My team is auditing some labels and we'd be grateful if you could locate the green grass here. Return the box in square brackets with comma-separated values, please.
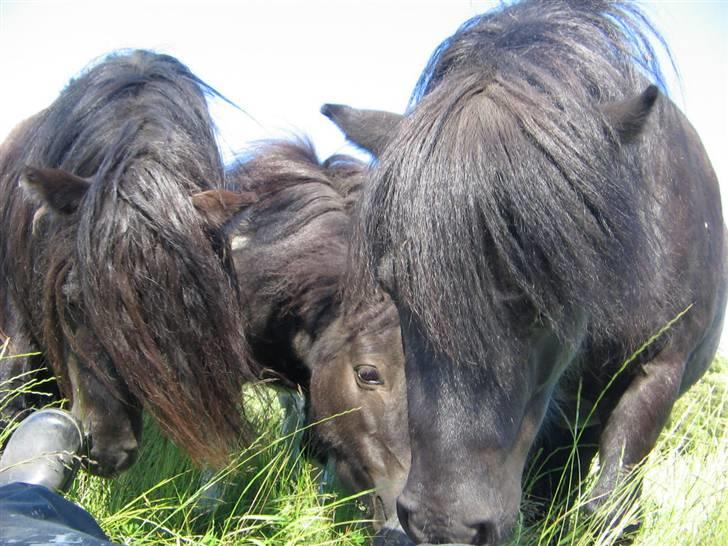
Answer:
[1, 340, 727, 545]
[66, 387, 373, 545]
[511, 355, 728, 546]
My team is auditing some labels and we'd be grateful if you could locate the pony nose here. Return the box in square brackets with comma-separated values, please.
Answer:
[86, 439, 139, 477]
[396, 494, 497, 546]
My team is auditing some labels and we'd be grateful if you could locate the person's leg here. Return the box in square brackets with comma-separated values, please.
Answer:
[0, 482, 117, 545]
[0, 408, 83, 491]
[0, 408, 118, 545]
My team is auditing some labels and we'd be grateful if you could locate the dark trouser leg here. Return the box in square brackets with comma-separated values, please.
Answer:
[0, 482, 118, 545]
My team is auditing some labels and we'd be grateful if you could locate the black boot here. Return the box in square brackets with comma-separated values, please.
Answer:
[0, 408, 84, 492]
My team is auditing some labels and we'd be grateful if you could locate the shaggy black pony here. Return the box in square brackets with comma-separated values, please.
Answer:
[0, 50, 257, 476]
[226, 140, 408, 529]
[325, 1, 726, 544]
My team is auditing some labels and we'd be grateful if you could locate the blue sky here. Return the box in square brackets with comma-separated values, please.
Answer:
[1, 0, 726, 346]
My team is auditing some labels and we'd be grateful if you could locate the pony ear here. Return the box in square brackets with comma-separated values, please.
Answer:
[321, 103, 403, 157]
[601, 85, 659, 142]
[192, 189, 257, 230]
[20, 166, 91, 214]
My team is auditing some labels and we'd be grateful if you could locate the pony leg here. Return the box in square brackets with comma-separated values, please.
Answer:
[588, 356, 685, 514]
[1, 344, 36, 422]
[528, 422, 600, 519]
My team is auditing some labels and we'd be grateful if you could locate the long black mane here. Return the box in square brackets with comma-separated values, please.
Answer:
[354, 0, 676, 365]
[0, 50, 254, 465]
[227, 139, 368, 380]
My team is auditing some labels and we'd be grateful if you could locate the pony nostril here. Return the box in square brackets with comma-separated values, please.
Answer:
[120, 446, 139, 471]
[395, 497, 414, 541]
[472, 520, 496, 546]
[373, 495, 387, 526]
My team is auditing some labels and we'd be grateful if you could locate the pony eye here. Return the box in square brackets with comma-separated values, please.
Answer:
[355, 365, 383, 386]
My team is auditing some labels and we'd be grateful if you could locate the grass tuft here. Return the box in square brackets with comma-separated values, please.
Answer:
[62, 385, 372, 545]
[1, 347, 726, 544]
[513, 356, 728, 546]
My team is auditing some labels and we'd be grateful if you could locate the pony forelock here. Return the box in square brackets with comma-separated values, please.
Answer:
[353, 0, 675, 366]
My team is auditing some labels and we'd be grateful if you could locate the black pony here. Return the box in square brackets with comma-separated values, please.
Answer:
[0, 51, 257, 476]
[226, 140, 408, 529]
[326, 1, 726, 544]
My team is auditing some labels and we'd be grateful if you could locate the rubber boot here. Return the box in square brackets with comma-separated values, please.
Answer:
[0, 408, 84, 492]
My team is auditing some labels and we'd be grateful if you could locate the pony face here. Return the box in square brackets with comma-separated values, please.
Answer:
[393, 302, 591, 544]
[17, 166, 143, 475]
[62, 331, 144, 476]
[226, 139, 414, 534]
[306, 307, 408, 530]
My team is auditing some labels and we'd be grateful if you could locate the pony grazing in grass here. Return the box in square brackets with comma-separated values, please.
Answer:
[0, 50, 258, 477]
[226, 140, 408, 530]
[325, 1, 727, 544]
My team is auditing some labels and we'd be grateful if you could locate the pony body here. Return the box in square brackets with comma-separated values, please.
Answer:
[331, 1, 725, 543]
[0, 50, 257, 475]
[227, 140, 408, 528]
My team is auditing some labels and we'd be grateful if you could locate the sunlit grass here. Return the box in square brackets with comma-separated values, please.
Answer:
[1, 345, 726, 545]
[65, 387, 372, 545]
[512, 356, 728, 546]
[0, 340, 61, 446]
